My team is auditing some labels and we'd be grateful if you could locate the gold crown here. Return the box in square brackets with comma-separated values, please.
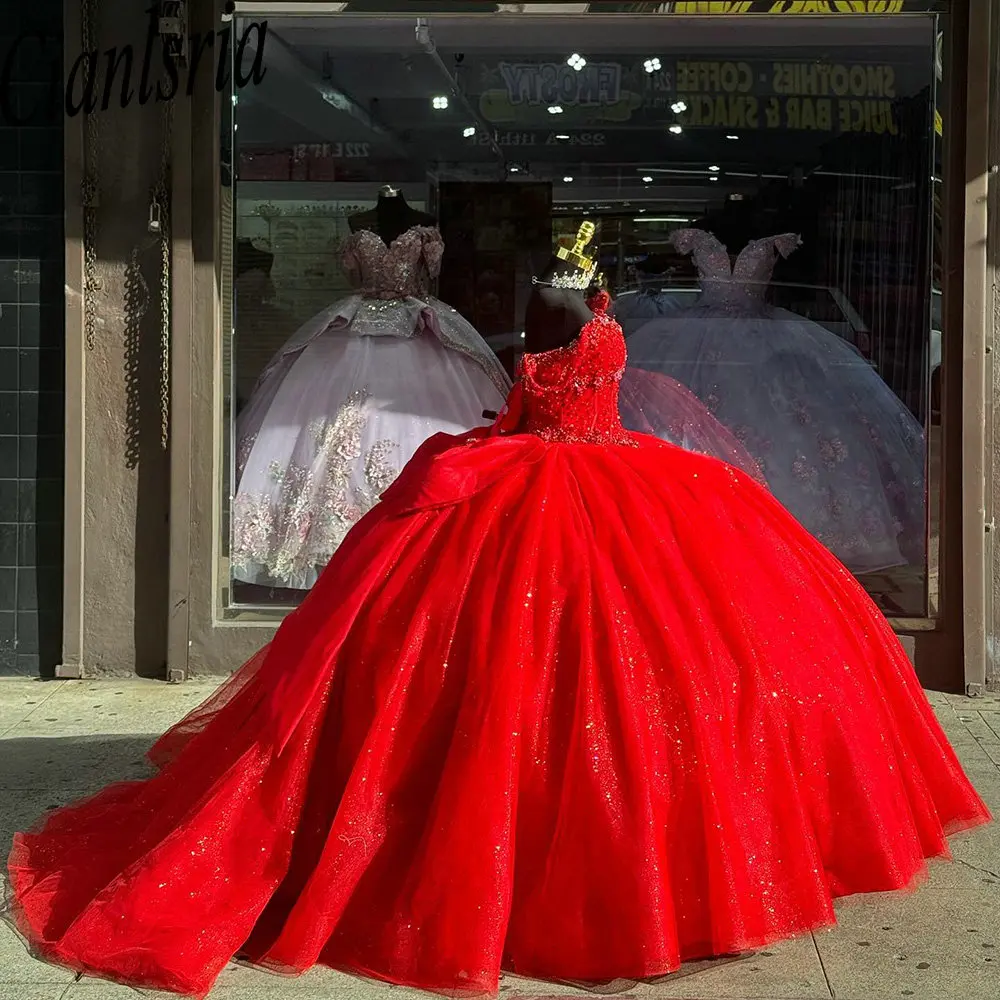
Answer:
[556, 220, 596, 274]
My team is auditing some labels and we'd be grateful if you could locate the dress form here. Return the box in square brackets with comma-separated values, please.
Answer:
[523, 271, 593, 355]
[348, 185, 436, 245]
[523, 221, 599, 354]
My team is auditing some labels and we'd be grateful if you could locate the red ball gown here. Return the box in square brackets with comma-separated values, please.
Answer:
[5, 305, 991, 998]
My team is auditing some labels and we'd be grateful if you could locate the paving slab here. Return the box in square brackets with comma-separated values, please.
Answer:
[0, 680, 66, 738]
[1, 680, 997, 1000]
[0, 922, 75, 985]
[0, 733, 156, 792]
[0, 987, 66, 1000]
[629, 937, 830, 999]
[814, 887, 1000, 1000]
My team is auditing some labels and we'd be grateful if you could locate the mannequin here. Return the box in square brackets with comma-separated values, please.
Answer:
[348, 185, 436, 245]
[523, 221, 598, 355]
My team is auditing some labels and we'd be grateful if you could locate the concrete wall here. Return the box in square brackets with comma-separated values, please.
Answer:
[66, 0, 173, 677]
[987, 0, 1000, 693]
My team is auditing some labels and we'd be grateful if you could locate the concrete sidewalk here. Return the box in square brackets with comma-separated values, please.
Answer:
[0, 677, 997, 1000]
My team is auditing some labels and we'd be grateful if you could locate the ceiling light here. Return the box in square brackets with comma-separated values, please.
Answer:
[710, 176, 719, 182]
[509, 165, 520, 173]
[668, 124, 683, 135]
[463, 126, 476, 138]
[643, 57, 661, 74]
[670, 100, 687, 114]
[567, 53, 586, 71]
[726, 134, 739, 140]
[432, 95, 449, 110]
[633, 216, 692, 224]
[548, 105, 564, 115]
[555, 133, 570, 140]
[563, 175, 574, 183]
[708, 165, 720, 172]
[641, 175, 653, 183]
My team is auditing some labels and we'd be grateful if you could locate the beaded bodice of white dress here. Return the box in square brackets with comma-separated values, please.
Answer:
[671, 228, 802, 311]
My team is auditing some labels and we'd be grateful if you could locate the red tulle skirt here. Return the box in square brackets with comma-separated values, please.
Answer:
[6, 430, 990, 998]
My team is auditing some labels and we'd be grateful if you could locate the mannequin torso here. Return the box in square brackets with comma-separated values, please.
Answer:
[349, 188, 436, 245]
[523, 256, 594, 355]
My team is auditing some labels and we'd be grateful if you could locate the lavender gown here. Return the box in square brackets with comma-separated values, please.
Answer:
[627, 229, 926, 575]
[232, 226, 510, 590]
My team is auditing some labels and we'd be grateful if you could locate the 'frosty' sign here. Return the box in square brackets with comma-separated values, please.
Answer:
[498, 61, 622, 107]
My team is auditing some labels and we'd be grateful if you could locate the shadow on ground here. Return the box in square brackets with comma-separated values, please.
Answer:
[0, 735, 158, 856]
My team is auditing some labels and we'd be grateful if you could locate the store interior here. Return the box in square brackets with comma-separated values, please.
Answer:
[222, 11, 942, 620]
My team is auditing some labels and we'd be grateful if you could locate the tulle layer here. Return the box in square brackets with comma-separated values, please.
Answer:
[626, 310, 926, 574]
[618, 367, 765, 482]
[233, 332, 506, 589]
[258, 293, 511, 397]
[7, 433, 990, 998]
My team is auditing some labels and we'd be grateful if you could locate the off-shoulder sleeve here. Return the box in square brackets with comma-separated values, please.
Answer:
[669, 228, 700, 256]
[771, 233, 802, 259]
[669, 227, 726, 258]
[420, 227, 445, 279]
[338, 233, 362, 287]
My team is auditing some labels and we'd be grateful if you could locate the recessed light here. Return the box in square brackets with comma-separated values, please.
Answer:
[555, 133, 570, 140]
[463, 126, 476, 138]
[710, 176, 719, 182]
[509, 165, 520, 173]
[708, 165, 720, 172]
[548, 105, 564, 115]
[642, 175, 653, 183]
[643, 57, 661, 74]
[432, 95, 449, 110]
[726, 134, 739, 140]
[668, 125, 683, 135]
[670, 100, 687, 114]
[567, 53, 586, 71]
[563, 175, 574, 183]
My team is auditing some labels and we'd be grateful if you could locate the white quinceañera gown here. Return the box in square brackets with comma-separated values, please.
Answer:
[232, 225, 511, 590]
[626, 228, 926, 574]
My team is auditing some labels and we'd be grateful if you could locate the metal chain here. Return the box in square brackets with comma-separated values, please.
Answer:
[155, 96, 174, 450]
[81, 0, 100, 351]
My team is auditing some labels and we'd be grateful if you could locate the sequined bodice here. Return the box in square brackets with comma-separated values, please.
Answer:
[516, 311, 632, 445]
[340, 225, 445, 300]
[671, 228, 801, 309]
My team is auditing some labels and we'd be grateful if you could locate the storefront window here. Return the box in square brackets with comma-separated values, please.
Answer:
[220, 5, 945, 622]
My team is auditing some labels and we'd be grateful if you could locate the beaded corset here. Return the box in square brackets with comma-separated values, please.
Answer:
[515, 311, 632, 446]
[670, 228, 802, 310]
[340, 226, 445, 300]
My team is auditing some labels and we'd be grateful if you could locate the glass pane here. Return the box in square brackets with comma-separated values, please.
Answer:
[223, 9, 938, 618]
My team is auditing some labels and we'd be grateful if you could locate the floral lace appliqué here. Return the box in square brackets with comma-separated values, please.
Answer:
[232, 388, 400, 589]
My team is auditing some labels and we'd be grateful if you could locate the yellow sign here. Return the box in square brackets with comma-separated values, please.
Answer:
[675, 60, 902, 134]
[671, 1, 906, 11]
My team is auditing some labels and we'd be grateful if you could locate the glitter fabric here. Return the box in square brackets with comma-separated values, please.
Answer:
[232, 389, 400, 590]
[583, 288, 766, 482]
[5, 308, 991, 998]
[263, 227, 510, 396]
[626, 228, 926, 575]
[518, 311, 633, 445]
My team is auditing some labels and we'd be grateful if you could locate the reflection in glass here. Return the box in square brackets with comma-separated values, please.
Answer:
[221, 10, 940, 618]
